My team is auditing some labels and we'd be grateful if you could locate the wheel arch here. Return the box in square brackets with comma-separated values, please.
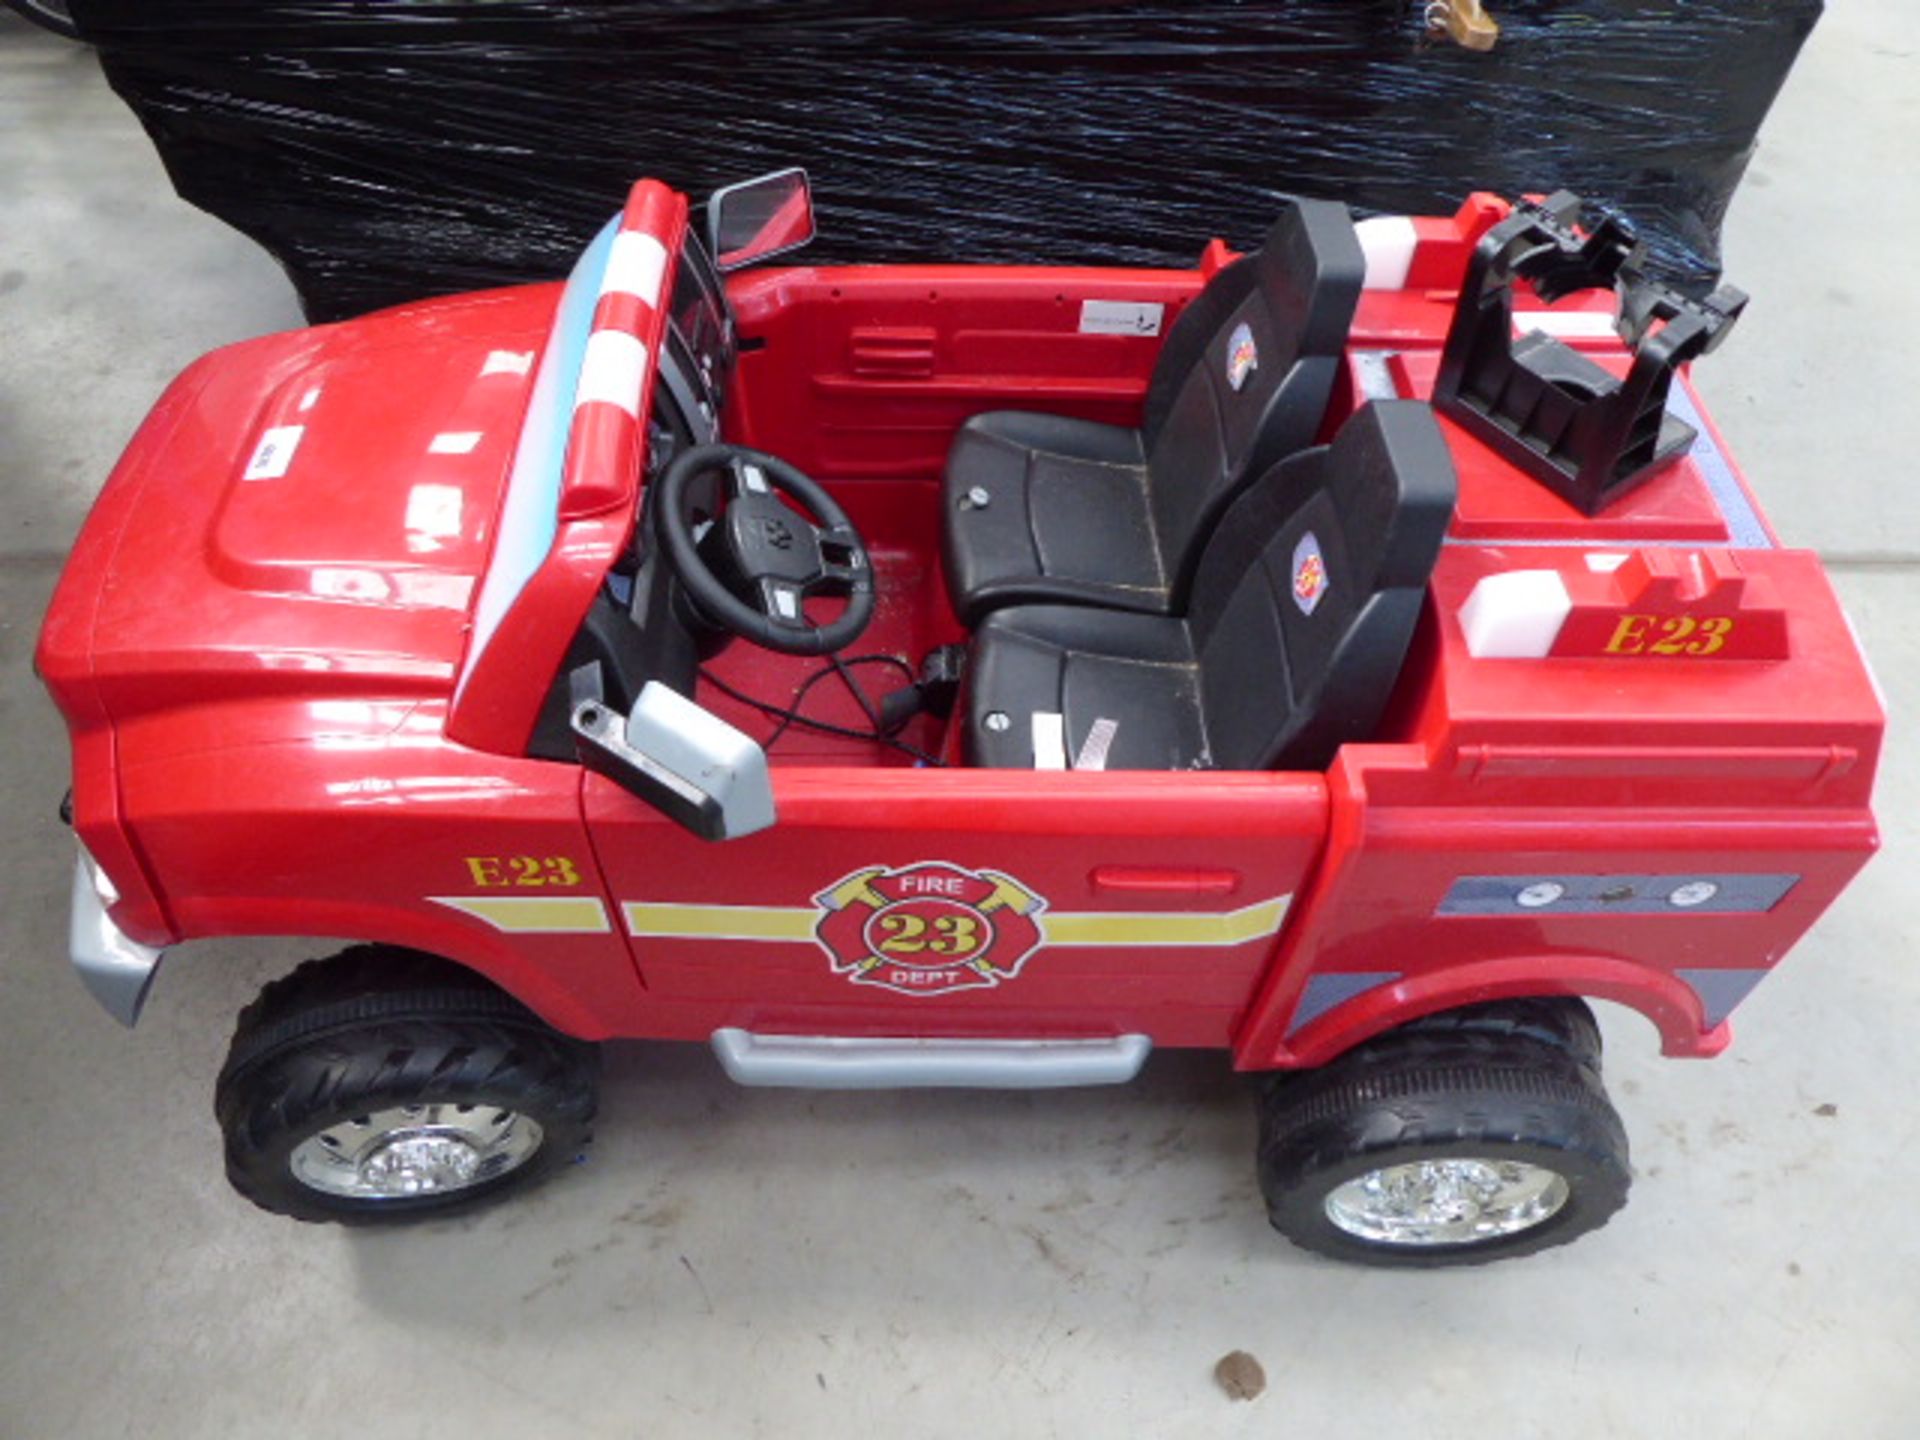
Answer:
[1243, 953, 1726, 1070]
[157, 902, 637, 1041]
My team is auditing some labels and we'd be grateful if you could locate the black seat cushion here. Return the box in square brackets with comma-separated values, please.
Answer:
[966, 604, 1209, 770]
[939, 412, 1163, 616]
[964, 400, 1457, 772]
[943, 198, 1366, 627]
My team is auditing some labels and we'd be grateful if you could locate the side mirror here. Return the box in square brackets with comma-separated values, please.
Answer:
[573, 684, 776, 841]
[707, 168, 815, 273]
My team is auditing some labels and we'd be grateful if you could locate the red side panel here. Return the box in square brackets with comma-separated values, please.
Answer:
[116, 700, 645, 1039]
[584, 768, 1329, 1048]
[1233, 546, 1882, 1068]
[724, 264, 1205, 480]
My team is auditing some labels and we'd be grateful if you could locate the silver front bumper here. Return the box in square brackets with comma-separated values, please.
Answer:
[69, 849, 165, 1026]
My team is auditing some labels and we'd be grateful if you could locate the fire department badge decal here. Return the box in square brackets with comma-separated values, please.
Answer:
[1292, 531, 1328, 615]
[1226, 322, 1259, 391]
[812, 863, 1049, 997]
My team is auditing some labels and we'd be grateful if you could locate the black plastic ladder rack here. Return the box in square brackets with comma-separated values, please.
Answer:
[1433, 191, 1747, 516]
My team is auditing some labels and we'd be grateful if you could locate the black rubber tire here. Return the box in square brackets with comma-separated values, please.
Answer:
[1257, 998, 1630, 1267]
[3, 0, 81, 39]
[214, 947, 600, 1224]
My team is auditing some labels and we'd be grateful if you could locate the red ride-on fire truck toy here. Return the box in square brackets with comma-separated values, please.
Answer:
[38, 173, 1881, 1264]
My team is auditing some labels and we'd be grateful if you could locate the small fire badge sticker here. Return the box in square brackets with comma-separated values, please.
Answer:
[813, 863, 1048, 997]
[1226, 321, 1259, 391]
[1292, 531, 1328, 615]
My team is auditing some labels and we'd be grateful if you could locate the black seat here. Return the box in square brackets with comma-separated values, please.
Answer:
[965, 401, 1456, 772]
[941, 199, 1367, 627]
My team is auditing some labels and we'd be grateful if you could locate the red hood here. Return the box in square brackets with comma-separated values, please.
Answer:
[40, 283, 563, 733]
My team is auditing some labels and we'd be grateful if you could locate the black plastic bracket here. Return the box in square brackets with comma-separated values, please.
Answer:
[876, 642, 967, 733]
[1432, 191, 1747, 515]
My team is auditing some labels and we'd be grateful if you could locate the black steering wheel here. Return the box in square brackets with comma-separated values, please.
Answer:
[655, 443, 875, 656]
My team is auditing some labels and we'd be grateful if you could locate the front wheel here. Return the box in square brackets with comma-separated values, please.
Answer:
[1257, 998, 1631, 1266]
[214, 947, 600, 1223]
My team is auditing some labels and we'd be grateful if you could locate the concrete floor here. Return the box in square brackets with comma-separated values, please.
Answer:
[1, 10, 1915, 1437]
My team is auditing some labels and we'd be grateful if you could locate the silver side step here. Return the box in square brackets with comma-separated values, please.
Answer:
[710, 1029, 1152, 1090]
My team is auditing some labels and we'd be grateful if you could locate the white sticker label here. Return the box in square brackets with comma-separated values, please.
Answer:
[1074, 717, 1119, 772]
[480, 349, 536, 377]
[1031, 711, 1068, 771]
[242, 425, 305, 480]
[1079, 300, 1164, 337]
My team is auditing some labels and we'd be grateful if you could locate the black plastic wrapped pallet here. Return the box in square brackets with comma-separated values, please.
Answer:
[69, 0, 1821, 323]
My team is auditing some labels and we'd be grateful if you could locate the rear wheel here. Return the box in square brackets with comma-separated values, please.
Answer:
[214, 947, 600, 1223]
[1256, 998, 1630, 1266]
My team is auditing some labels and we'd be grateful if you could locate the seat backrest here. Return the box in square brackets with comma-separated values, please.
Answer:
[1140, 199, 1366, 603]
[1185, 399, 1457, 771]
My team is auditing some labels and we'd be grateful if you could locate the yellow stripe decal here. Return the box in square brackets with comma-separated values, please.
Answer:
[624, 903, 817, 942]
[621, 895, 1289, 948]
[1043, 896, 1291, 948]
[430, 896, 612, 934]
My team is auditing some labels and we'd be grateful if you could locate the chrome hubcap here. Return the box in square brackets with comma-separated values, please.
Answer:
[289, 1103, 545, 1200]
[1325, 1158, 1571, 1246]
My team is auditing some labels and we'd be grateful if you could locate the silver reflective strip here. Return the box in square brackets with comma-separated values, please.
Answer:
[710, 1029, 1152, 1089]
[1352, 349, 1402, 400]
[1665, 383, 1773, 550]
[1286, 971, 1402, 1036]
[1676, 967, 1771, 1028]
[1437, 873, 1799, 917]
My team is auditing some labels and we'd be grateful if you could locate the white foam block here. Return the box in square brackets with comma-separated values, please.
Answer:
[1458, 569, 1574, 658]
[1355, 215, 1418, 291]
